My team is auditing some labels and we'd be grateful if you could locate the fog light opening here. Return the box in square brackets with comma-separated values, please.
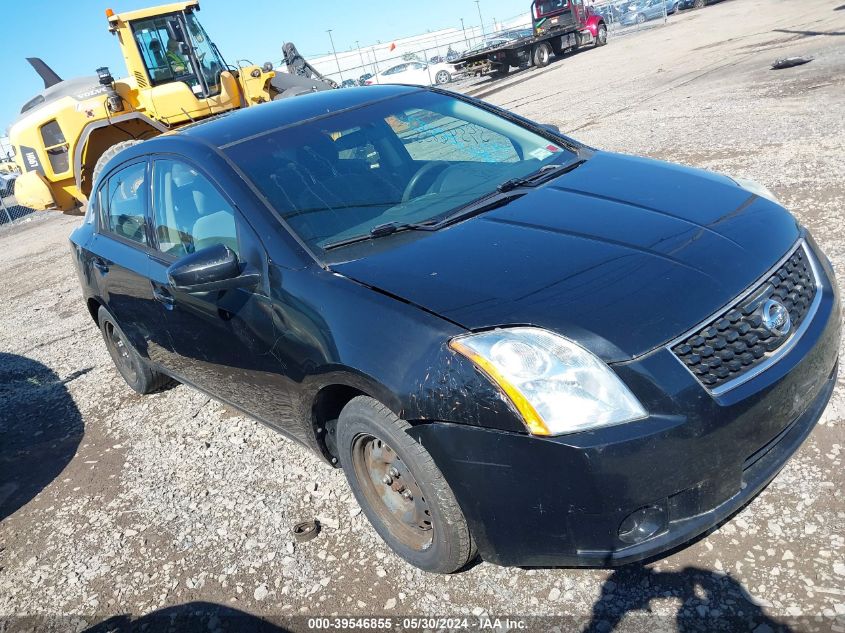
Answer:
[618, 505, 667, 545]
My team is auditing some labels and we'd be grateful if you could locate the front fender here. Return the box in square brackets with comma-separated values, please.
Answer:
[584, 15, 604, 37]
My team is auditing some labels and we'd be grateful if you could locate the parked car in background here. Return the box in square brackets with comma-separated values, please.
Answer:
[620, 0, 672, 25]
[358, 72, 374, 85]
[70, 85, 840, 573]
[364, 61, 456, 86]
[341, 79, 358, 88]
[678, 0, 723, 8]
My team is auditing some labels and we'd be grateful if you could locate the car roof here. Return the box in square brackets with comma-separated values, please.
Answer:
[179, 84, 424, 149]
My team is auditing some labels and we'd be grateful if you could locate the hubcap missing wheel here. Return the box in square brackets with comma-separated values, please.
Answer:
[352, 435, 433, 551]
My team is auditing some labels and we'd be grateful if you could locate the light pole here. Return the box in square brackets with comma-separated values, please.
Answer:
[355, 40, 366, 78]
[460, 18, 468, 46]
[475, 0, 485, 38]
[327, 29, 344, 83]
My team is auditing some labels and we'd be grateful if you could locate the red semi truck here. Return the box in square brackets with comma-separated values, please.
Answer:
[458, 0, 607, 77]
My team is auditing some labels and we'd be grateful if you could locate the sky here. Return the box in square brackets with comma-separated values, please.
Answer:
[3, 0, 528, 134]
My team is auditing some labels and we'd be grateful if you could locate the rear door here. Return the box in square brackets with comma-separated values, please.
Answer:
[145, 157, 283, 420]
[87, 159, 165, 362]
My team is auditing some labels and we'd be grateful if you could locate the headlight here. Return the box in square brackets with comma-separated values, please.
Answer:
[730, 176, 779, 204]
[449, 327, 647, 436]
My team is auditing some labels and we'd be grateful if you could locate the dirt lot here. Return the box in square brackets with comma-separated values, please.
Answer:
[1, 1, 844, 631]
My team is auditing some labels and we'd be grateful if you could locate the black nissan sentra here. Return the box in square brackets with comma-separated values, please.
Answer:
[70, 85, 840, 573]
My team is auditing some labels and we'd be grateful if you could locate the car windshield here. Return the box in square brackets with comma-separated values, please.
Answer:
[225, 91, 579, 254]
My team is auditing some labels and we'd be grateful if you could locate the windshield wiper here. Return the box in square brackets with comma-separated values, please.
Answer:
[436, 159, 587, 228]
[499, 159, 586, 191]
[324, 221, 437, 251]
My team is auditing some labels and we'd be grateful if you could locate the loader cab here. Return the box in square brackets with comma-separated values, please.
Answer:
[131, 10, 225, 98]
[109, 1, 240, 125]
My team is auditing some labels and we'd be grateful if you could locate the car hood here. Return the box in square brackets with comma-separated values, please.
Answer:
[332, 152, 800, 362]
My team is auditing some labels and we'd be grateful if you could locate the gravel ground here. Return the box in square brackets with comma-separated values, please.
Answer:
[1, 1, 844, 631]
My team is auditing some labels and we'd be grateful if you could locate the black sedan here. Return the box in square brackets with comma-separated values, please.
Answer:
[70, 85, 840, 573]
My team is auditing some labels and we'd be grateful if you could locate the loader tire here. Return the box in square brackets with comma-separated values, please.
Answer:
[91, 140, 143, 189]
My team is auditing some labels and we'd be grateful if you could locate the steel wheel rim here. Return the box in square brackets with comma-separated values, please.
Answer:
[106, 322, 137, 384]
[351, 434, 433, 551]
[436, 71, 450, 84]
[599, 26, 607, 44]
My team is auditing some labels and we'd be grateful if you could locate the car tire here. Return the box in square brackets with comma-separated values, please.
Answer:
[694, 0, 705, 7]
[98, 306, 173, 395]
[91, 140, 143, 190]
[636, 12, 646, 24]
[595, 23, 608, 47]
[337, 396, 476, 573]
[532, 42, 552, 68]
[434, 70, 452, 85]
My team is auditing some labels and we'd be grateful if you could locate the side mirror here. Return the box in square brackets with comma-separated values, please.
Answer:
[540, 123, 561, 135]
[167, 244, 259, 292]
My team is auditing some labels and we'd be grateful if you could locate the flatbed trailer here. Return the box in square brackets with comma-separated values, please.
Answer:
[457, 0, 607, 78]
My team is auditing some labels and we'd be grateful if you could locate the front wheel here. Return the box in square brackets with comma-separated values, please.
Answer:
[595, 24, 608, 47]
[636, 12, 646, 24]
[434, 70, 452, 85]
[337, 396, 476, 573]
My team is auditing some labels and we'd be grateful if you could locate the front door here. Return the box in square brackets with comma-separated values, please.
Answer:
[145, 157, 288, 423]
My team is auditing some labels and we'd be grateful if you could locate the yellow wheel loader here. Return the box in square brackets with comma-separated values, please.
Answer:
[8, 1, 336, 211]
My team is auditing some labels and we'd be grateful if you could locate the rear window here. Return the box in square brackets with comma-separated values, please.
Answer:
[536, 0, 570, 17]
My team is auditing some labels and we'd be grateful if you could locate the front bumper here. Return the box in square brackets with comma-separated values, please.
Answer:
[409, 241, 840, 567]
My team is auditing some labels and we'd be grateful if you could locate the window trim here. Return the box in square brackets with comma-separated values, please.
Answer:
[148, 153, 243, 264]
[95, 157, 156, 253]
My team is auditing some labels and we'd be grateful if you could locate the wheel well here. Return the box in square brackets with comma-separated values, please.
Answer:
[79, 119, 162, 196]
[86, 297, 102, 325]
[311, 384, 368, 464]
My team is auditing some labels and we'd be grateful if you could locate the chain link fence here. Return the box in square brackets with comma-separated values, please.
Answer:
[592, 0, 678, 36]
[0, 178, 36, 227]
[295, 1, 681, 91]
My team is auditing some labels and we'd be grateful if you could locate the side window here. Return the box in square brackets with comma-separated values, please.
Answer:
[104, 162, 149, 245]
[152, 159, 238, 258]
[40, 120, 69, 174]
[387, 108, 520, 163]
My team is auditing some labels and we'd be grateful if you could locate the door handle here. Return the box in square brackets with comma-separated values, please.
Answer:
[93, 258, 109, 274]
[152, 285, 175, 309]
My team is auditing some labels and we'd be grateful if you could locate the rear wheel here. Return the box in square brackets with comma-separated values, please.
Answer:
[434, 70, 452, 85]
[91, 140, 142, 190]
[98, 306, 172, 395]
[491, 64, 510, 78]
[337, 396, 476, 573]
[532, 42, 553, 68]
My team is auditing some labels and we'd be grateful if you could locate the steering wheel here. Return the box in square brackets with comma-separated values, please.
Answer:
[402, 161, 449, 203]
